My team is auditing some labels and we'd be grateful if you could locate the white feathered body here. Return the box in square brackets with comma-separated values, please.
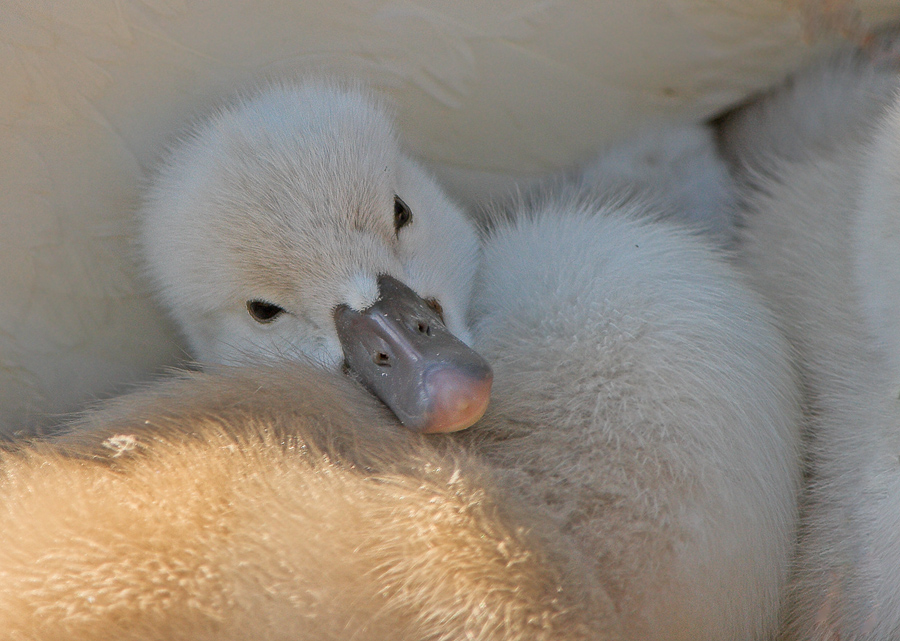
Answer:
[470, 192, 800, 640]
[722, 44, 900, 640]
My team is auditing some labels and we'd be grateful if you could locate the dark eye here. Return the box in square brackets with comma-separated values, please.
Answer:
[247, 300, 285, 324]
[394, 195, 412, 233]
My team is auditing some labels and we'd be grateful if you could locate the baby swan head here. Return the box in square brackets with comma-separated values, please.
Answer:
[140, 81, 490, 432]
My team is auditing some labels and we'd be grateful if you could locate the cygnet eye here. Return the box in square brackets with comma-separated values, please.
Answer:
[394, 195, 412, 233]
[247, 300, 285, 324]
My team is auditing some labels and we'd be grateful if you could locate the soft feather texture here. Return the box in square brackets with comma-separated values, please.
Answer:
[720, 39, 900, 641]
[1, 365, 602, 641]
[0, 206, 802, 641]
[0, 83, 803, 640]
[580, 124, 739, 245]
[471, 191, 800, 641]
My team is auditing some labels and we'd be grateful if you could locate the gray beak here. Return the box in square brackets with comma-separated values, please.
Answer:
[334, 275, 492, 433]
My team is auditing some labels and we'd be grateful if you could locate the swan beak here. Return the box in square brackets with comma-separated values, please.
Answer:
[334, 275, 492, 433]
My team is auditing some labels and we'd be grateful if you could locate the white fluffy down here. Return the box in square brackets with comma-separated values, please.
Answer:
[472, 192, 801, 640]
[721, 39, 900, 641]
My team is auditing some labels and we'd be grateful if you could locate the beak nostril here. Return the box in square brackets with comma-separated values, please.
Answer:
[417, 321, 431, 336]
[374, 352, 392, 367]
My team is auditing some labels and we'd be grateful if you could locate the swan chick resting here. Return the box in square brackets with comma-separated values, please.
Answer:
[0, 82, 801, 640]
[139, 82, 491, 433]
[719, 39, 900, 641]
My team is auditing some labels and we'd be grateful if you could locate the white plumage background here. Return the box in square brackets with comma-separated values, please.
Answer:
[2, 0, 899, 432]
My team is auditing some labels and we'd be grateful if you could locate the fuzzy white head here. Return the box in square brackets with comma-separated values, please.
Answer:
[140, 82, 479, 370]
